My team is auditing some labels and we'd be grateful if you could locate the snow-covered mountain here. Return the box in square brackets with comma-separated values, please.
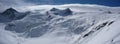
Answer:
[0, 8, 29, 22]
[48, 8, 72, 16]
[0, 4, 120, 44]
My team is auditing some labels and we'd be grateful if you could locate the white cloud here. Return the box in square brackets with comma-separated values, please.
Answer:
[0, 0, 35, 12]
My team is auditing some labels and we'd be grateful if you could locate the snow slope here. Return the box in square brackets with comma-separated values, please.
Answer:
[85, 18, 120, 44]
[0, 4, 120, 44]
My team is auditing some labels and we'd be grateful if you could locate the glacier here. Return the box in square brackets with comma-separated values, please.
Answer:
[0, 4, 120, 44]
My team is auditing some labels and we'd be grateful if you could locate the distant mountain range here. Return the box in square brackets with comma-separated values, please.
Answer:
[0, 4, 120, 44]
[0, 8, 29, 22]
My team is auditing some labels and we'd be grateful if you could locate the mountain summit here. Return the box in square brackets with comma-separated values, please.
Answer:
[0, 8, 28, 22]
[50, 8, 59, 11]
[2, 8, 19, 15]
[49, 8, 73, 16]
[63, 8, 72, 15]
[1, 8, 19, 19]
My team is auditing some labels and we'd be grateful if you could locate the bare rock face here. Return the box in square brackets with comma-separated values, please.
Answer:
[50, 8, 59, 11]
[0, 8, 28, 22]
[1, 8, 19, 19]
[48, 8, 73, 16]
[62, 8, 73, 15]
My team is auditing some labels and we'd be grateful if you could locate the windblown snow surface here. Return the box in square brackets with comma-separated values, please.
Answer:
[0, 4, 120, 44]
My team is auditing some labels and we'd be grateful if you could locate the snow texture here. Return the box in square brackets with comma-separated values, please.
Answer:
[0, 4, 120, 44]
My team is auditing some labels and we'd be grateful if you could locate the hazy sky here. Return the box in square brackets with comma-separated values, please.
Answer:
[0, 0, 120, 6]
[26, 0, 120, 6]
[0, 0, 120, 12]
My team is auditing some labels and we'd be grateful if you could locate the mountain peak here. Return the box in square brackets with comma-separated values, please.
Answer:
[2, 8, 18, 14]
[65, 8, 71, 10]
[50, 8, 59, 11]
[1, 8, 20, 20]
[63, 8, 72, 15]
[48, 8, 73, 16]
[64, 8, 72, 12]
[7, 8, 16, 11]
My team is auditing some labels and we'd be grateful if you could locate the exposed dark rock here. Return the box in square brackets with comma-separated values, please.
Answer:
[107, 11, 112, 14]
[50, 8, 59, 11]
[83, 31, 94, 38]
[1, 8, 18, 19]
[108, 21, 114, 26]
[62, 8, 72, 15]
[2, 8, 18, 14]
[0, 8, 29, 22]
[95, 22, 108, 30]
[49, 8, 73, 16]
